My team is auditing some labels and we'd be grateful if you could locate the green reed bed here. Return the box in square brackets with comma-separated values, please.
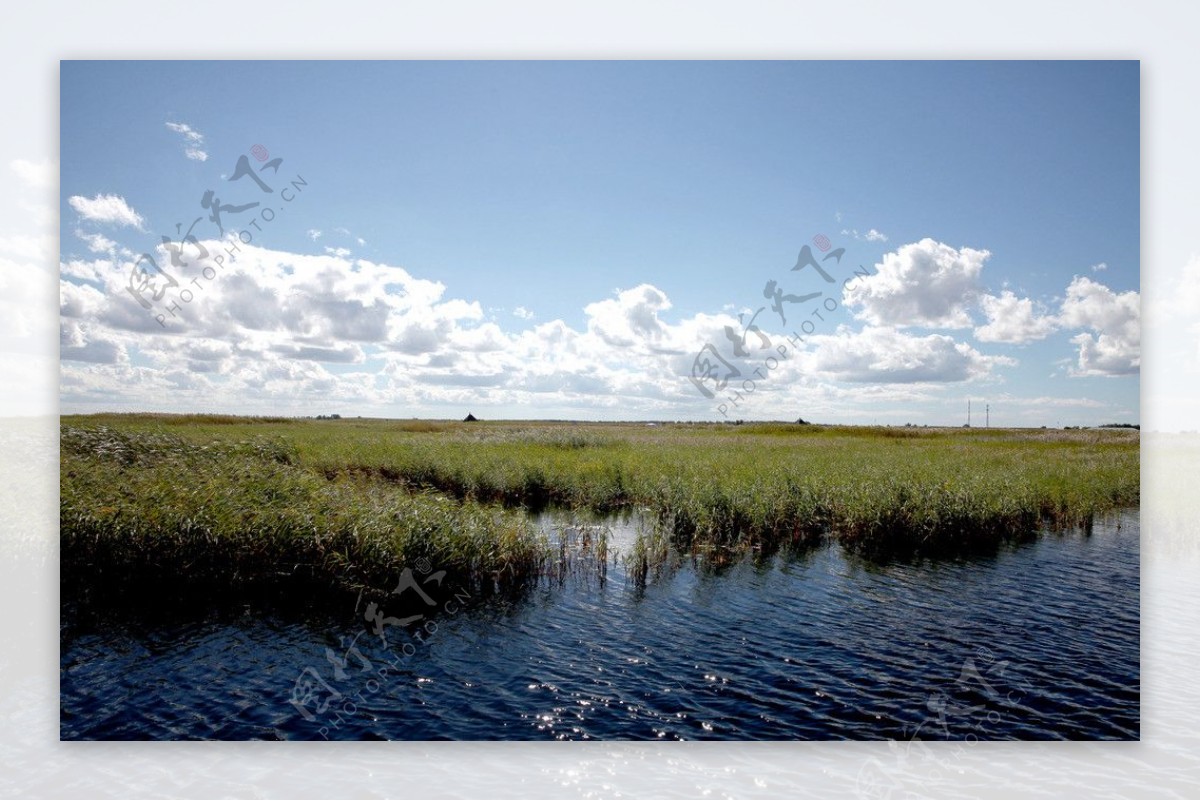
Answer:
[61, 415, 1140, 595]
[289, 420, 1136, 554]
[61, 424, 548, 602]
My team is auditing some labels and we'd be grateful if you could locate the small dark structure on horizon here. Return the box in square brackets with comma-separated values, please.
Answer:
[796, 417, 811, 425]
[463, 413, 478, 422]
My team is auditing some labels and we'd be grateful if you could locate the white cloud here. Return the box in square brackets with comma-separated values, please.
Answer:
[165, 121, 208, 161]
[60, 241, 735, 417]
[390, 316, 454, 355]
[1067, 332, 1138, 376]
[584, 284, 672, 348]
[1059, 276, 1140, 376]
[308, 229, 323, 241]
[1091, 262, 1108, 272]
[324, 246, 352, 258]
[804, 325, 1012, 383]
[60, 320, 128, 365]
[449, 322, 509, 353]
[1059, 276, 1139, 340]
[839, 227, 889, 243]
[165, 121, 204, 143]
[60, 281, 108, 319]
[974, 291, 1058, 344]
[68, 194, 145, 229]
[271, 343, 365, 364]
[10, 158, 55, 190]
[843, 238, 988, 328]
[992, 394, 1106, 410]
[74, 229, 117, 254]
[59, 236, 1097, 421]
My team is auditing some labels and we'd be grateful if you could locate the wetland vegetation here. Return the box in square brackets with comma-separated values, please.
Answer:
[60, 414, 1139, 602]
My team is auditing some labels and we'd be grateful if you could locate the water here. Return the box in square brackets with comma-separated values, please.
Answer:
[59, 510, 1139, 741]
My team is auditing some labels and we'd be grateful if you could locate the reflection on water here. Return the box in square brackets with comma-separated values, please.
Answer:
[60, 511, 1138, 740]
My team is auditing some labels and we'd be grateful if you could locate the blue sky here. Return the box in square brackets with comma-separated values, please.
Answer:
[58, 60, 1139, 424]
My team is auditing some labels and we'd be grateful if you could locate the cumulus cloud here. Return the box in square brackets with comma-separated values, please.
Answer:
[1059, 276, 1140, 376]
[60, 320, 127, 365]
[584, 284, 673, 348]
[804, 325, 1012, 383]
[271, 343, 365, 363]
[165, 121, 208, 161]
[974, 291, 1058, 344]
[449, 321, 509, 353]
[1068, 332, 1138, 376]
[68, 194, 145, 229]
[62, 233, 1111, 420]
[390, 317, 453, 355]
[843, 238, 988, 328]
[841, 241, 1138, 378]
[60, 240, 741, 417]
[1091, 262, 1108, 272]
[60, 280, 107, 319]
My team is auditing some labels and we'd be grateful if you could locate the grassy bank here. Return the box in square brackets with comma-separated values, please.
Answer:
[61, 415, 1139, 596]
[61, 425, 547, 602]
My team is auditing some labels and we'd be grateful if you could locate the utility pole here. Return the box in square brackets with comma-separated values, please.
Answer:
[986, 404, 990, 428]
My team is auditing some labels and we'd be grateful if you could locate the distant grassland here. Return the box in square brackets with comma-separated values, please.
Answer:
[61, 415, 1139, 598]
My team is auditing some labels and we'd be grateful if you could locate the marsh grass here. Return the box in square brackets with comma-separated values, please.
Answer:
[60, 417, 1139, 597]
[542, 519, 610, 588]
[624, 521, 676, 588]
[61, 426, 550, 604]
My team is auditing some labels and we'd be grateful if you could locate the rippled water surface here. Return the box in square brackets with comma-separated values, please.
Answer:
[60, 511, 1138, 740]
